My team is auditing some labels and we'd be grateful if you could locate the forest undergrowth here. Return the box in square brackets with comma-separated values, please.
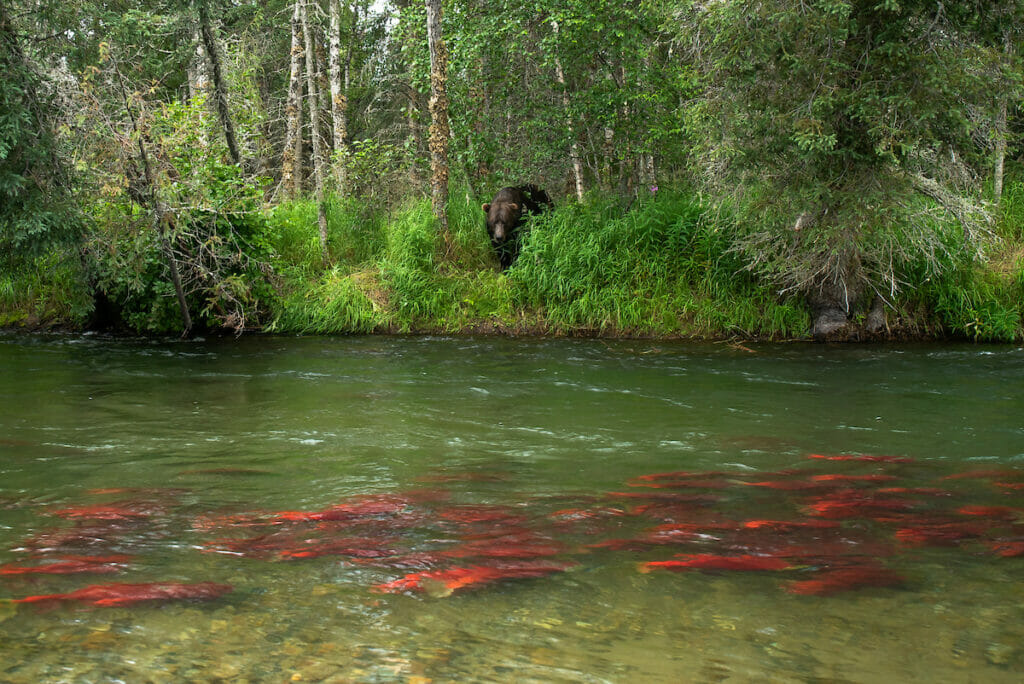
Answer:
[5, 180, 1021, 342]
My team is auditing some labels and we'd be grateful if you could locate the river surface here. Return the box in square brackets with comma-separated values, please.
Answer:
[0, 333, 1022, 683]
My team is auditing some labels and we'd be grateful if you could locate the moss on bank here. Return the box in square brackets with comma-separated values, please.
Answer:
[3, 185, 1024, 341]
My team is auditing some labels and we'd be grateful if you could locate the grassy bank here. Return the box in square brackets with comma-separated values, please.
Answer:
[3, 184, 1024, 341]
[266, 189, 810, 338]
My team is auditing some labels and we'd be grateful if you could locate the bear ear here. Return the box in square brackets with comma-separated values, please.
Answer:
[508, 203, 519, 212]
[482, 203, 490, 213]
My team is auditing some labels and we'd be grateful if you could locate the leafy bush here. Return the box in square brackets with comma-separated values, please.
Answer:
[83, 98, 276, 333]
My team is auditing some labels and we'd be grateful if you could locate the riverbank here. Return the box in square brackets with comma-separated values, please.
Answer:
[2, 188, 1022, 342]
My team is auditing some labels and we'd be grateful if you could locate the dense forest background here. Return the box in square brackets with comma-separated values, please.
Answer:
[2, 0, 1024, 340]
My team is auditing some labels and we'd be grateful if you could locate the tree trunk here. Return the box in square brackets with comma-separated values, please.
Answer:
[407, 86, 424, 186]
[551, 20, 584, 201]
[425, 0, 451, 242]
[995, 97, 1007, 205]
[995, 31, 1013, 206]
[301, 0, 329, 259]
[328, 0, 354, 193]
[111, 58, 192, 336]
[188, 28, 210, 148]
[198, 5, 241, 167]
[281, 0, 304, 199]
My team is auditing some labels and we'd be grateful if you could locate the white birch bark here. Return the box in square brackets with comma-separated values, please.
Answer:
[551, 20, 584, 201]
[301, 0, 329, 258]
[281, 1, 305, 199]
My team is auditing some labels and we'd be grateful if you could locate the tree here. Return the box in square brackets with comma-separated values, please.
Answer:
[425, 0, 450, 241]
[549, 18, 583, 201]
[281, 0, 305, 199]
[106, 46, 193, 335]
[301, 0, 329, 258]
[0, 2, 82, 268]
[197, 2, 242, 167]
[438, 0, 686, 200]
[328, 0, 359, 193]
[683, 0, 1021, 338]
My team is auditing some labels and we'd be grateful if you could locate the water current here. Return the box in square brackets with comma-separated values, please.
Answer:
[0, 333, 1022, 682]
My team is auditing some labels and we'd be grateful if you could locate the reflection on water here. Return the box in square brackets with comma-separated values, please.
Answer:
[1, 334, 1023, 682]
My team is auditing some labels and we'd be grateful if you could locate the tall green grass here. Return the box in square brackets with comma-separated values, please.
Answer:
[911, 173, 1024, 341]
[268, 190, 518, 333]
[260, 182, 1024, 341]
[268, 194, 390, 333]
[270, 265, 385, 333]
[268, 194, 387, 274]
[510, 192, 808, 337]
[0, 250, 93, 328]
[267, 187, 811, 337]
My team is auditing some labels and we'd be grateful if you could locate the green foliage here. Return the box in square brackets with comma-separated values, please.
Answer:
[267, 199, 324, 273]
[336, 139, 412, 206]
[270, 265, 384, 334]
[268, 187, 512, 335]
[83, 96, 275, 333]
[511, 191, 808, 337]
[996, 166, 1024, 240]
[0, 250, 92, 327]
[6, 0, 1024, 341]
[443, 0, 689, 195]
[379, 200, 453, 326]
[0, 9, 82, 268]
[269, 194, 386, 273]
[921, 263, 1024, 342]
[684, 0, 1017, 313]
[265, 186, 814, 338]
[444, 187, 499, 270]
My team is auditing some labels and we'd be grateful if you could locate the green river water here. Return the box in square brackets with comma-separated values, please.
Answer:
[0, 333, 1022, 683]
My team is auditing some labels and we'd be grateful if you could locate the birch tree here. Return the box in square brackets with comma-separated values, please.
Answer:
[301, 0, 329, 258]
[425, 0, 450, 240]
[281, 0, 305, 199]
[550, 18, 583, 201]
[328, 0, 356, 193]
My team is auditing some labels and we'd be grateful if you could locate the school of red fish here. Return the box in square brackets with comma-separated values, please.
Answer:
[2, 453, 1021, 606]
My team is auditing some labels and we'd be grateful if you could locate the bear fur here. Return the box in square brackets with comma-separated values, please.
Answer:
[482, 184, 553, 270]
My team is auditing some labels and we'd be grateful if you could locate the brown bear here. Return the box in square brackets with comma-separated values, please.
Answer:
[482, 184, 553, 270]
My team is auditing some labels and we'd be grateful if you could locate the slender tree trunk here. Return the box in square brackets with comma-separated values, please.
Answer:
[328, 0, 355, 193]
[301, 0, 329, 259]
[425, 0, 450, 242]
[188, 28, 210, 148]
[638, 56, 656, 192]
[995, 97, 1007, 205]
[995, 30, 1013, 206]
[342, 5, 356, 186]
[328, 0, 343, 173]
[603, 124, 614, 192]
[551, 20, 584, 201]
[198, 5, 241, 167]
[639, 153, 656, 190]
[281, 1, 304, 199]
[111, 59, 192, 336]
[407, 89, 423, 185]
[617, 64, 634, 198]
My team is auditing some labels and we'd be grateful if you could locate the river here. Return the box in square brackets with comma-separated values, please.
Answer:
[1, 333, 1022, 682]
